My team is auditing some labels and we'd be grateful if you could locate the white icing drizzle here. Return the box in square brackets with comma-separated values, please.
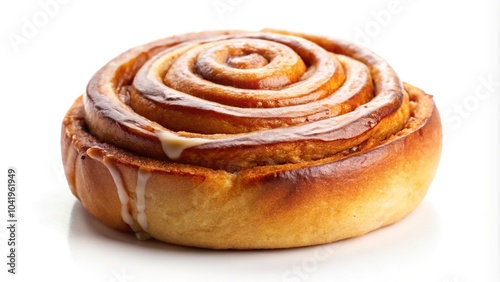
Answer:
[87, 149, 135, 229]
[136, 168, 151, 232]
[87, 148, 149, 240]
[156, 130, 212, 160]
[101, 157, 135, 229]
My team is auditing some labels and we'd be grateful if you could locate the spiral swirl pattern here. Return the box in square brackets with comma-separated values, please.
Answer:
[63, 29, 442, 249]
[84, 30, 410, 172]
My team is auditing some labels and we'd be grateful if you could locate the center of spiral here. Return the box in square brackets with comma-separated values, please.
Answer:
[226, 53, 269, 69]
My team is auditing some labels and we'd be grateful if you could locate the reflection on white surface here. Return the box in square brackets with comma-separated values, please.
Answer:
[67, 200, 441, 282]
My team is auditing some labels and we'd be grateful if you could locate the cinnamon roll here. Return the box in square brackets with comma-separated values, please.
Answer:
[61, 29, 442, 249]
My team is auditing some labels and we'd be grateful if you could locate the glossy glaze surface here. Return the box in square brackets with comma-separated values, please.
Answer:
[84, 30, 409, 171]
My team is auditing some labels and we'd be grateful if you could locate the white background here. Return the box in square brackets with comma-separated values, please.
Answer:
[1, 0, 499, 281]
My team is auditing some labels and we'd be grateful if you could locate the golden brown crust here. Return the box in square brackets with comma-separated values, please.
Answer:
[61, 30, 442, 249]
[83, 30, 408, 172]
[62, 84, 441, 249]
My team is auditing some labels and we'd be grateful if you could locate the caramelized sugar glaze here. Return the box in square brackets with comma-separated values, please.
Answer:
[63, 29, 442, 248]
[84, 30, 410, 172]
